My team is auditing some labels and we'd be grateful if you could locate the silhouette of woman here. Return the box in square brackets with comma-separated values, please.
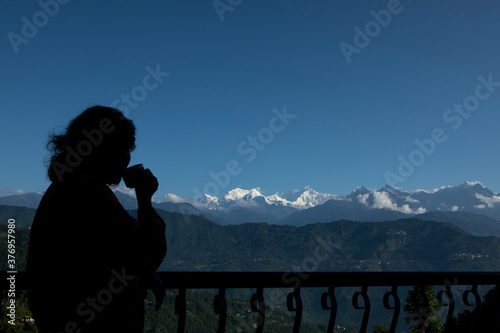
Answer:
[27, 106, 167, 333]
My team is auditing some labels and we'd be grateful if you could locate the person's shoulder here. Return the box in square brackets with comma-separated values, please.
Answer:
[49, 174, 113, 202]
[64, 174, 110, 190]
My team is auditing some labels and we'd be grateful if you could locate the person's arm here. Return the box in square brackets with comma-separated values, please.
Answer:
[90, 171, 166, 274]
[134, 169, 167, 272]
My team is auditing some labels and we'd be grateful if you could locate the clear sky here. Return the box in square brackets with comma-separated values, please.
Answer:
[1, 0, 500, 200]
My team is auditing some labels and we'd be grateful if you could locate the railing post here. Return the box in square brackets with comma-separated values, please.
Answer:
[321, 286, 337, 333]
[287, 287, 303, 333]
[175, 288, 186, 333]
[383, 285, 400, 333]
[352, 285, 370, 333]
[214, 287, 227, 333]
[251, 287, 265, 333]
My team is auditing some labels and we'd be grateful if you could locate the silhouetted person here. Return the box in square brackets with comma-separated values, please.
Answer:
[26, 106, 167, 333]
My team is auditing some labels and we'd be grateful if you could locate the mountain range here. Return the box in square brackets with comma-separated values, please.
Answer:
[2, 181, 500, 235]
[4, 182, 500, 330]
[4, 208, 500, 329]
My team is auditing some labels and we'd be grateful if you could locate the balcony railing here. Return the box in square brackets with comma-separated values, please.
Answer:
[2, 271, 500, 332]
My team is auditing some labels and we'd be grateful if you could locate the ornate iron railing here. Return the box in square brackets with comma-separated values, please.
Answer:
[2, 271, 499, 332]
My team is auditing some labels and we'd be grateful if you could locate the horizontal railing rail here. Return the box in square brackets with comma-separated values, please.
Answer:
[2, 271, 500, 333]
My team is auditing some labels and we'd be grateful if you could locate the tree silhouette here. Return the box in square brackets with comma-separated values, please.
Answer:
[450, 285, 500, 332]
[372, 323, 390, 333]
[403, 285, 444, 333]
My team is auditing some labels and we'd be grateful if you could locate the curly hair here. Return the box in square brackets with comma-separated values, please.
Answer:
[46, 106, 136, 183]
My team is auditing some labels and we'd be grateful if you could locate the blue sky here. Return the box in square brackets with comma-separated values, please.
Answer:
[1, 0, 500, 200]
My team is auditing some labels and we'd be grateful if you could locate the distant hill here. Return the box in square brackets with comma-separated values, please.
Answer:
[176, 181, 500, 224]
[4, 206, 500, 273]
[0, 192, 43, 209]
[3, 208, 500, 330]
[4, 181, 500, 227]
[0, 205, 37, 228]
[415, 210, 500, 237]
[0, 190, 204, 217]
[279, 196, 409, 225]
[281, 203, 500, 238]
[152, 212, 500, 272]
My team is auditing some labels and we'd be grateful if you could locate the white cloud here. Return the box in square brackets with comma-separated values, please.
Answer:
[371, 192, 390, 208]
[413, 207, 427, 214]
[405, 196, 419, 203]
[372, 191, 403, 211]
[371, 191, 426, 214]
[0, 189, 25, 195]
[112, 186, 136, 198]
[475, 193, 500, 208]
[451, 205, 459, 212]
[474, 204, 486, 209]
[409, 186, 451, 194]
[357, 193, 370, 206]
[163, 193, 187, 203]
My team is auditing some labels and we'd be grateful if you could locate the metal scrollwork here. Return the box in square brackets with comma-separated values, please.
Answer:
[321, 287, 338, 333]
[287, 288, 303, 333]
[462, 284, 481, 333]
[383, 285, 400, 333]
[437, 285, 455, 332]
[352, 285, 371, 333]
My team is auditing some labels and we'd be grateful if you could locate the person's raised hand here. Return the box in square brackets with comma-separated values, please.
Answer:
[135, 169, 158, 206]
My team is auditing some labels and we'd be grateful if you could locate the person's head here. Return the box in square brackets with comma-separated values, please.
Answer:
[46, 106, 136, 185]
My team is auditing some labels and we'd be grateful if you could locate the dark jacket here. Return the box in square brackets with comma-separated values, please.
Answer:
[26, 175, 166, 333]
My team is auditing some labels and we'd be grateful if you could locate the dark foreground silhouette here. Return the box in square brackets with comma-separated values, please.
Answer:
[26, 106, 166, 333]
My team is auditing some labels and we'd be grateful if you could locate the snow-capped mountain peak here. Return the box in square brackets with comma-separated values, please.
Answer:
[381, 184, 402, 194]
[459, 181, 491, 194]
[3, 181, 500, 225]
[224, 188, 263, 202]
[464, 181, 484, 187]
[106, 180, 500, 224]
[188, 186, 338, 210]
[199, 193, 219, 205]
